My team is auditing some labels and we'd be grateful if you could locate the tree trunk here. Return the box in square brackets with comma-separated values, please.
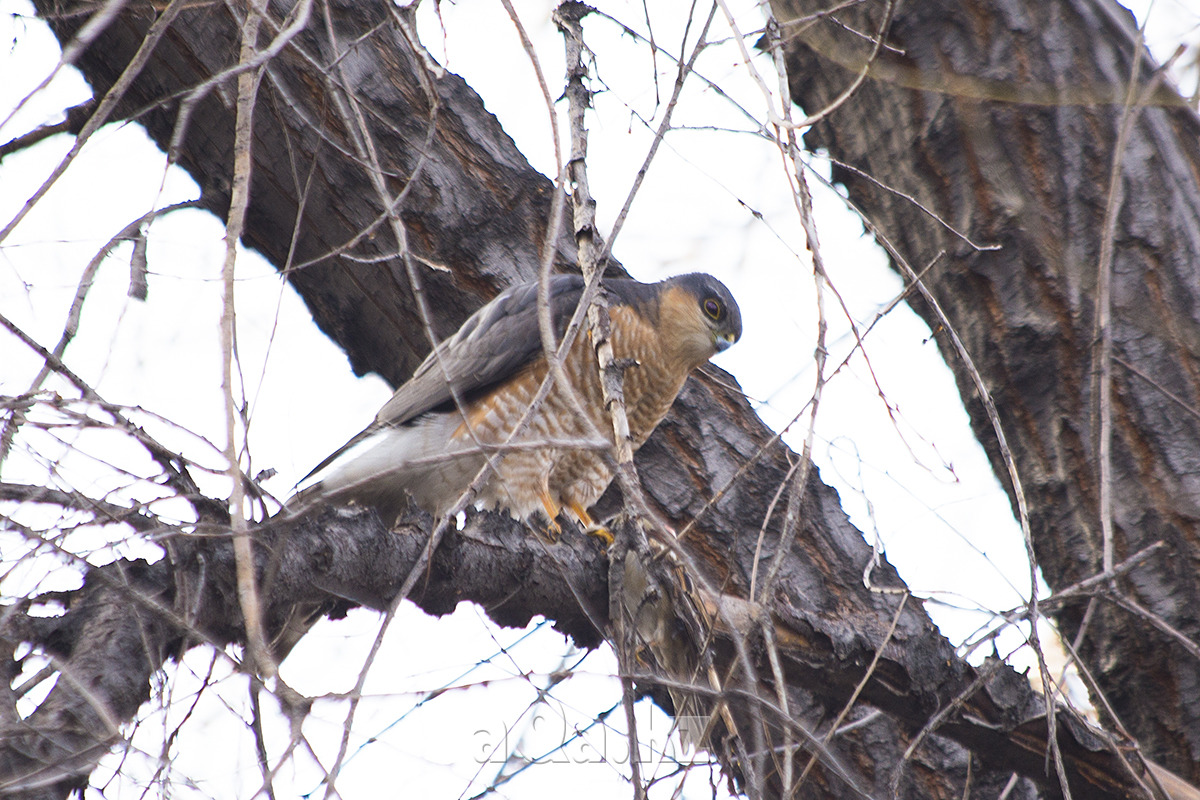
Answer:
[3, 0, 1190, 797]
[772, 0, 1200, 783]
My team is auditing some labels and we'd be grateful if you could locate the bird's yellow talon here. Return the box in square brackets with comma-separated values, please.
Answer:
[565, 500, 612, 545]
[589, 525, 614, 547]
[538, 491, 563, 541]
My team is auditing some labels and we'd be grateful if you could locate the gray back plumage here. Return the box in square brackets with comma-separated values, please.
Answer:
[375, 275, 587, 427]
[300, 275, 586, 483]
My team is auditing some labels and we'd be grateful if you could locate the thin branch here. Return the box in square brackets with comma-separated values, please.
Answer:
[0, 0, 124, 135]
[0, 100, 95, 160]
[1093, 43, 1184, 576]
[221, 0, 272, 679]
[717, 0, 894, 131]
[753, 13, 827, 606]
[162, 0, 313, 168]
[793, 592, 908, 797]
[555, 7, 648, 799]
[0, 481, 159, 533]
[0, 200, 198, 469]
[819, 155, 999, 252]
[0, 0, 189, 246]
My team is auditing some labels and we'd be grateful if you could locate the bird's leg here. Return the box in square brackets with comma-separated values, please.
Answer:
[567, 501, 614, 546]
[538, 491, 562, 540]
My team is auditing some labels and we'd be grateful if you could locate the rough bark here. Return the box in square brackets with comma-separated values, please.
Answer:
[0, 0, 1184, 798]
[770, 0, 1200, 784]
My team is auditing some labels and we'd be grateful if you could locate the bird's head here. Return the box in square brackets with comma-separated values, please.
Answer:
[658, 272, 743, 368]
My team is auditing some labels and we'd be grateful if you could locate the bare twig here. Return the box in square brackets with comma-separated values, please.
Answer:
[221, 0, 272, 679]
[0, 101, 95, 160]
[0, 0, 189, 246]
[162, 0, 313, 168]
[0, 0, 124, 135]
[1054, 618, 1178, 800]
[0, 200, 198, 469]
[0, 481, 158, 533]
[820, 155, 999, 252]
[716, 0, 894, 131]
[1093, 41, 1183, 577]
[0, 313, 219, 513]
[794, 592, 908, 797]
[555, 7, 648, 799]
[752, 11, 826, 606]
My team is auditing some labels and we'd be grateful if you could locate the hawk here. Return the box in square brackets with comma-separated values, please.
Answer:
[293, 273, 742, 538]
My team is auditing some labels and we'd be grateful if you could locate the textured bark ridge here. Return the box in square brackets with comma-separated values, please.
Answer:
[771, 0, 1200, 783]
[2, 1, 1190, 798]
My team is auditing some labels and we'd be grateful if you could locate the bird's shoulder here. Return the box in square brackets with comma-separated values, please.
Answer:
[374, 274, 599, 427]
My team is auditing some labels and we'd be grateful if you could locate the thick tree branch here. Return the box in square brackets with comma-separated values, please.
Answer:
[0, 491, 1154, 799]
[770, 0, 1200, 783]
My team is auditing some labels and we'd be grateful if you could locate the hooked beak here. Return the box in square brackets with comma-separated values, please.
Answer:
[714, 331, 737, 352]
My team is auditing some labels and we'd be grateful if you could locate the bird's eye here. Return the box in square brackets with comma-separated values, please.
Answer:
[703, 298, 722, 320]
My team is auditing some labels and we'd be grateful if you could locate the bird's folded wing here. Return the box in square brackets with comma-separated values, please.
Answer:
[374, 275, 587, 427]
[300, 275, 589, 486]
